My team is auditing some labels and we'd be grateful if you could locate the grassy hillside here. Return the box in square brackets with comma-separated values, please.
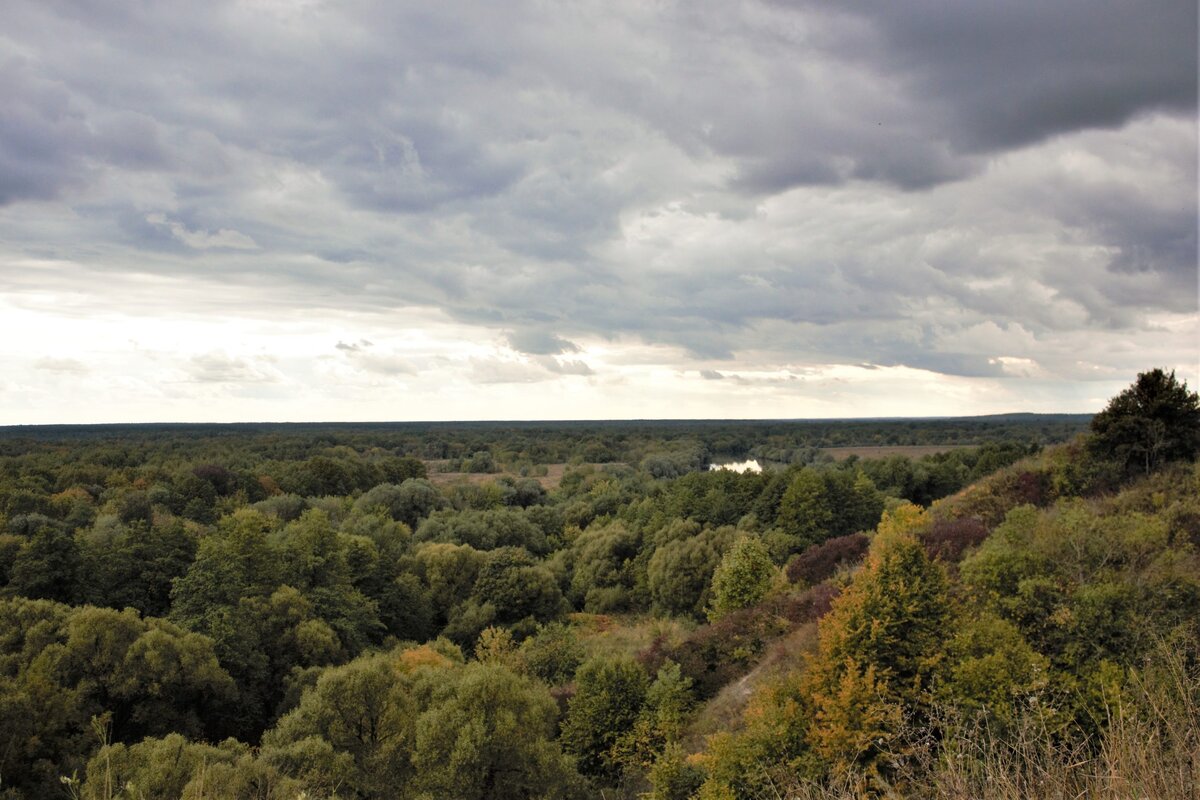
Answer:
[689, 454, 1200, 799]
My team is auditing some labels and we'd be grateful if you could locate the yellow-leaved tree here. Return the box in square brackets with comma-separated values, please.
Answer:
[801, 503, 950, 789]
[696, 503, 951, 798]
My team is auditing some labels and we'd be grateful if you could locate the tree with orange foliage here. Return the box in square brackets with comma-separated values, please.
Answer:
[802, 505, 950, 788]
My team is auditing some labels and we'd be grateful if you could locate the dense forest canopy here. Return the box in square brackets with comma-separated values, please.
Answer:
[1, 382, 1197, 799]
[0, 412, 1089, 454]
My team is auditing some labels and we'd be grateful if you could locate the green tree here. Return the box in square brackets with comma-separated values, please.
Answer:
[1090, 368, 1200, 474]
[412, 663, 585, 799]
[936, 613, 1049, 731]
[416, 507, 550, 555]
[79, 733, 331, 800]
[444, 547, 566, 647]
[517, 621, 584, 685]
[696, 670, 815, 800]
[775, 468, 833, 548]
[413, 541, 486, 627]
[56, 606, 237, 742]
[77, 517, 196, 617]
[380, 455, 427, 483]
[276, 509, 385, 653]
[383, 572, 436, 642]
[560, 655, 649, 784]
[750, 469, 787, 527]
[647, 529, 729, 618]
[354, 478, 447, 528]
[0, 598, 236, 798]
[846, 470, 885, 533]
[469, 547, 565, 626]
[8, 520, 80, 603]
[646, 743, 704, 800]
[707, 536, 775, 621]
[339, 512, 435, 641]
[568, 521, 644, 612]
[265, 652, 420, 797]
[170, 510, 281, 629]
[612, 661, 694, 771]
[169, 510, 381, 738]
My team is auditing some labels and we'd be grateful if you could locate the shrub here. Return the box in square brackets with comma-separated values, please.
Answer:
[518, 622, 585, 685]
[921, 517, 989, 564]
[652, 585, 839, 699]
[785, 533, 869, 586]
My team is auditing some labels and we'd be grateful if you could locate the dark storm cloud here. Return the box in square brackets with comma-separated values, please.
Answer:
[1078, 198, 1197, 297]
[700, 0, 1196, 192]
[876, 352, 1007, 380]
[0, 56, 92, 204]
[835, 0, 1197, 152]
[0, 0, 1194, 387]
[506, 330, 581, 356]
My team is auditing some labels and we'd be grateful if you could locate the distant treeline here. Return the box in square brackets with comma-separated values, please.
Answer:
[0, 413, 1089, 467]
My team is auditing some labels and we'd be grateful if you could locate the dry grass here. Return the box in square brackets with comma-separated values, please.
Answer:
[685, 623, 820, 751]
[423, 470, 498, 487]
[422, 462, 576, 490]
[771, 642, 1200, 800]
[568, 612, 693, 662]
[754, 622, 820, 677]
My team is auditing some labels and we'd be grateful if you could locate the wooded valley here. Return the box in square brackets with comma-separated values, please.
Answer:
[0, 373, 1196, 799]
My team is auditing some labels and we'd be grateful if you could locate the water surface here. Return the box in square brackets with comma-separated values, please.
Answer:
[708, 459, 762, 474]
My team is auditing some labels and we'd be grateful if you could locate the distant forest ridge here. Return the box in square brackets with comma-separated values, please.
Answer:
[0, 414, 1091, 474]
[0, 413, 1091, 439]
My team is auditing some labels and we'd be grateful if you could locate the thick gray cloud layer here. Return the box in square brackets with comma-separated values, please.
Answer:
[0, 0, 1195, 408]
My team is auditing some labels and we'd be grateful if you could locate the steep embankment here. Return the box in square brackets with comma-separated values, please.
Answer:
[686, 442, 1200, 798]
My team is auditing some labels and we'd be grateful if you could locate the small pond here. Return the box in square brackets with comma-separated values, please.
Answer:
[708, 458, 762, 474]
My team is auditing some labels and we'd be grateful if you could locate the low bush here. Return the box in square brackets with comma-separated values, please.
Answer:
[785, 533, 869, 586]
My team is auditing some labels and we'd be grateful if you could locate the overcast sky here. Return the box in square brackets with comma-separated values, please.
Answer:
[1, 0, 1196, 423]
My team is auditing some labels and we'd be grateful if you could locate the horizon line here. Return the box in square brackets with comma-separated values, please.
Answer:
[0, 410, 1096, 430]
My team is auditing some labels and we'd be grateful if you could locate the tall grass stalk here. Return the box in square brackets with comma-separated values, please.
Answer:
[773, 642, 1199, 799]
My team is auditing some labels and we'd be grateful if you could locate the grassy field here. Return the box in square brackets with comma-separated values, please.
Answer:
[423, 462, 573, 489]
[821, 444, 974, 461]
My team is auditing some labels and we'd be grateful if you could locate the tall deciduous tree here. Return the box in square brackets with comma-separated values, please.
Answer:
[648, 528, 729, 618]
[412, 663, 585, 799]
[707, 535, 775, 621]
[265, 652, 420, 797]
[8, 521, 80, 603]
[560, 655, 648, 783]
[0, 598, 236, 799]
